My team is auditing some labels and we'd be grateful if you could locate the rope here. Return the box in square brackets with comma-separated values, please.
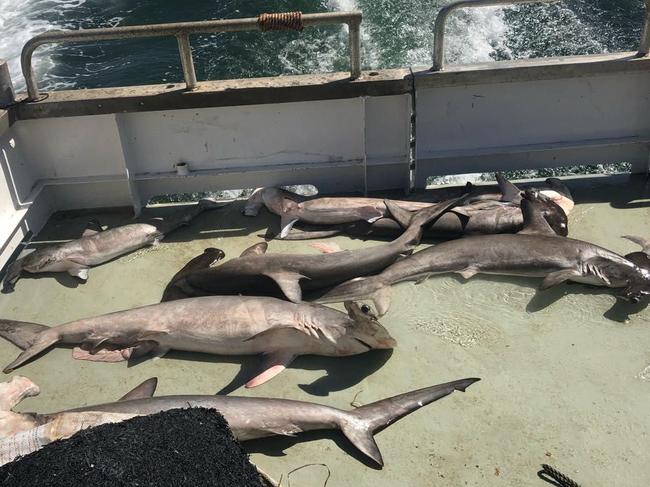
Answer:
[538, 464, 581, 487]
[258, 12, 303, 32]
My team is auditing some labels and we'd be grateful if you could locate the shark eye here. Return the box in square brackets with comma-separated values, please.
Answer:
[360, 304, 371, 314]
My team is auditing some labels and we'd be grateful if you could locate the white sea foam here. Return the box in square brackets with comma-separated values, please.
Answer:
[0, 0, 87, 93]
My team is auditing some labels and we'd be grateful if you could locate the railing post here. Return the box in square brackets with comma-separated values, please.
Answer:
[0, 60, 16, 107]
[431, 0, 557, 72]
[638, 0, 650, 56]
[348, 18, 361, 79]
[176, 33, 197, 90]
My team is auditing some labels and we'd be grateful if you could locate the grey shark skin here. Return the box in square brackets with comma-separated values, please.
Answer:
[252, 177, 573, 240]
[314, 191, 650, 314]
[14, 376, 479, 467]
[163, 197, 464, 303]
[0, 297, 395, 388]
[2, 199, 230, 292]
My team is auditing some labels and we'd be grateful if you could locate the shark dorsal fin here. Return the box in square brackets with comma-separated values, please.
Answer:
[82, 218, 104, 237]
[240, 242, 268, 257]
[517, 190, 558, 236]
[623, 235, 650, 255]
[118, 377, 158, 402]
[496, 173, 521, 202]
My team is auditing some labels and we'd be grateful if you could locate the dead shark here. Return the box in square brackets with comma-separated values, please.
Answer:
[0, 375, 479, 467]
[162, 196, 464, 303]
[0, 297, 395, 388]
[312, 190, 650, 314]
[2, 199, 231, 292]
[245, 176, 573, 240]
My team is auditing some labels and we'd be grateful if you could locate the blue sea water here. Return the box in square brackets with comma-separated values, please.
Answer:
[0, 0, 645, 93]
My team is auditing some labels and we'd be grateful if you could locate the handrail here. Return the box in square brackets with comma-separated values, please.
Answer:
[639, 0, 650, 56]
[431, 0, 557, 72]
[21, 11, 362, 101]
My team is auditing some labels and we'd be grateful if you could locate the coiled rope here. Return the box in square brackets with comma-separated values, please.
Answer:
[258, 12, 304, 32]
[538, 464, 581, 487]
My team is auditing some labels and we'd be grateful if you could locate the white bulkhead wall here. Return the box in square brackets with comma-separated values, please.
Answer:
[415, 70, 650, 186]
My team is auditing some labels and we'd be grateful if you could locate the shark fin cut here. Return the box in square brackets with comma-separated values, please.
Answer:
[309, 242, 342, 254]
[246, 351, 296, 388]
[240, 242, 268, 257]
[118, 377, 158, 401]
[340, 378, 480, 466]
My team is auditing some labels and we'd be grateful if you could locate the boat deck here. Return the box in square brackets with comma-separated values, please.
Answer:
[1, 174, 649, 486]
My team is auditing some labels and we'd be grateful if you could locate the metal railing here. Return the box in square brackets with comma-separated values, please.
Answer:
[21, 11, 362, 101]
[639, 0, 650, 56]
[431, 0, 557, 71]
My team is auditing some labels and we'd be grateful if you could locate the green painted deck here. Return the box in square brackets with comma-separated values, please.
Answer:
[1, 174, 649, 486]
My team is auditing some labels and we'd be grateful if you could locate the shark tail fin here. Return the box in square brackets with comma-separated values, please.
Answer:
[0, 319, 59, 373]
[2, 259, 24, 293]
[340, 378, 480, 466]
[386, 194, 467, 248]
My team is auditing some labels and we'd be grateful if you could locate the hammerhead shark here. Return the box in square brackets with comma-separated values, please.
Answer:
[2, 198, 231, 292]
[245, 175, 573, 239]
[312, 191, 650, 314]
[162, 196, 465, 303]
[0, 375, 480, 467]
[0, 297, 395, 388]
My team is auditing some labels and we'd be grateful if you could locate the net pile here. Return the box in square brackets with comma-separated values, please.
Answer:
[0, 407, 266, 487]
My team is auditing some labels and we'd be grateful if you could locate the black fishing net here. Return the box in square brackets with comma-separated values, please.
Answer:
[0, 407, 266, 487]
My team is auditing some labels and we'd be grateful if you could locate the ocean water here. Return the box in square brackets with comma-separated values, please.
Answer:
[0, 0, 645, 93]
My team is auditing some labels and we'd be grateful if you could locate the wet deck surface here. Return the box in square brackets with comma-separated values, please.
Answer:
[1, 174, 649, 486]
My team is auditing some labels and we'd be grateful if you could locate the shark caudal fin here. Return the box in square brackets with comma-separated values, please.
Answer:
[0, 320, 59, 373]
[386, 194, 467, 249]
[2, 259, 24, 294]
[339, 378, 480, 466]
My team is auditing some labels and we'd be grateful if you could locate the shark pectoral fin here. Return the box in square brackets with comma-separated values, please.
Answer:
[264, 271, 307, 303]
[309, 242, 342, 254]
[458, 267, 478, 280]
[240, 242, 268, 257]
[356, 206, 384, 223]
[279, 216, 299, 239]
[540, 269, 580, 290]
[414, 274, 431, 285]
[118, 377, 158, 401]
[370, 286, 392, 316]
[496, 172, 521, 202]
[245, 351, 296, 388]
[72, 346, 133, 362]
[149, 345, 171, 360]
[67, 265, 89, 281]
